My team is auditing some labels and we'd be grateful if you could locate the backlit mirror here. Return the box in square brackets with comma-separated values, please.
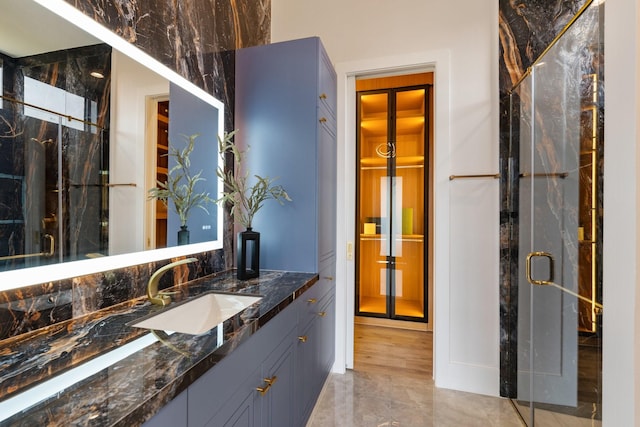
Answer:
[0, 0, 224, 290]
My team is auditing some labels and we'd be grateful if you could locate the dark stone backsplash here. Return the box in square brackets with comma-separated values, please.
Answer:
[1, 0, 270, 342]
[0, 249, 225, 341]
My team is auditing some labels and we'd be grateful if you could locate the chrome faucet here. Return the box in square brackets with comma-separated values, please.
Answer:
[147, 257, 198, 306]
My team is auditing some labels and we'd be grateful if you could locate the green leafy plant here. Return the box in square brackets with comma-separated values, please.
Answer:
[216, 130, 292, 229]
[148, 134, 211, 227]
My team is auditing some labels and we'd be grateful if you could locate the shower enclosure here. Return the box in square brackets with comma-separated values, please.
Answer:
[509, 1, 603, 424]
[0, 45, 110, 271]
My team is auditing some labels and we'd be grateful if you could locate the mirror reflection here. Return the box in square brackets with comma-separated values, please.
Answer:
[0, 0, 223, 274]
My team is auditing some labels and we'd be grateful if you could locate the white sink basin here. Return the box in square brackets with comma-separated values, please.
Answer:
[131, 292, 262, 335]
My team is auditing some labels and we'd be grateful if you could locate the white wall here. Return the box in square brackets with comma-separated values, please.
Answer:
[603, 0, 640, 425]
[110, 51, 169, 255]
[272, 0, 500, 396]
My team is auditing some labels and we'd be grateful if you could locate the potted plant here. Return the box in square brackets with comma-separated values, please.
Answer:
[148, 133, 212, 245]
[216, 130, 292, 279]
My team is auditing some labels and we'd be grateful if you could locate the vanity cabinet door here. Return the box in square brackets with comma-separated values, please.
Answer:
[296, 276, 335, 425]
[318, 108, 337, 265]
[188, 298, 299, 427]
[142, 391, 188, 427]
[258, 332, 296, 427]
[204, 365, 261, 427]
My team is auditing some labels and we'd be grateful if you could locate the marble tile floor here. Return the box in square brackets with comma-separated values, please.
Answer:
[307, 324, 524, 426]
[306, 369, 525, 427]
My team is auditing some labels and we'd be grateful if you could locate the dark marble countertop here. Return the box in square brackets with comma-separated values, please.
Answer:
[0, 270, 318, 427]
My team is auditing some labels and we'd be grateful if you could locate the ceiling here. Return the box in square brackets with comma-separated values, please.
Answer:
[0, 0, 99, 58]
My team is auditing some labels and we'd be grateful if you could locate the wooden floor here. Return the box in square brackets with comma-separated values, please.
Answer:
[353, 323, 432, 378]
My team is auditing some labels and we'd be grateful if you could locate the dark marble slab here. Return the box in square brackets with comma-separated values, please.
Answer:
[64, 0, 270, 132]
[0, 249, 225, 341]
[0, 270, 318, 426]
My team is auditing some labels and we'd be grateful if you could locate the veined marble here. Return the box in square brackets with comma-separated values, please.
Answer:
[0, 270, 318, 426]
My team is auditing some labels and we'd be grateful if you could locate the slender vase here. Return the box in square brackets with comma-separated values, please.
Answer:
[237, 227, 260, 280]
[178, 225, 190, 245]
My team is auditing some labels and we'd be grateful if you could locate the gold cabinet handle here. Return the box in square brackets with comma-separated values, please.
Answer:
[317, 311, 327, 317]
[298, 335, 308, 343]
[256, 384, 270, 395]
[319, 117, 327, 123]
[319, 93, 327, 100]
[265, 376, 277, 386]
[525, 251, 554, 286]
[256, 376, 278, 395]
[307, 298, 317, 304]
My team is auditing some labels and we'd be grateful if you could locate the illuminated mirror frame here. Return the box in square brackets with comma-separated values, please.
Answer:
[0, 0, 225, 291]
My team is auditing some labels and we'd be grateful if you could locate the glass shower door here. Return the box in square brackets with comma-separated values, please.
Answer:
[514, 1, 602, 424]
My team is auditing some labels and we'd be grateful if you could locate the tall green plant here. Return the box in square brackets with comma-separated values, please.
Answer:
[216, 130, 291, 229]
[149, 134, 211, 227]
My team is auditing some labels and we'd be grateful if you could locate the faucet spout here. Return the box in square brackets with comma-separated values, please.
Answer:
[147, 257, 198, 306]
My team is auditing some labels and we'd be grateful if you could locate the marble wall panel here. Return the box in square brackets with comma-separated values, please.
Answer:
[0, 0, 269, 342]
[64, 0, 270, 129]
[0, 248, 224, 341]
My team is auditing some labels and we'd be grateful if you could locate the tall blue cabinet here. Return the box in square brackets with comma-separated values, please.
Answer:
[235, 37, 337, 281]
[236, 40, 336, 424]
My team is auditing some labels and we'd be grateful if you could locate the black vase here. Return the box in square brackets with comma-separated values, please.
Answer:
[237, 227, 260, 280]
[178, 226, 190, 245]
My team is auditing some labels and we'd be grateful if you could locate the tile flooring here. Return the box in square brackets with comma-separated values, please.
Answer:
[307, 324, 524, 426]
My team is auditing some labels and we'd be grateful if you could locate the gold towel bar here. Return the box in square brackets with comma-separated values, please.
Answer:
[449, 174, 499, 181]
[519, 172, 569, 179]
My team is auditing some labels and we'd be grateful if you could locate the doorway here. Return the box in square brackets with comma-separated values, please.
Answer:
[354, 73, 432, 326]
[352, 73, 434, 378]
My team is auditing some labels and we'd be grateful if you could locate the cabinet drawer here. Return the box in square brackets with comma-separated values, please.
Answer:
[298, 279, 333, 326]
[298, 280, 334, 332]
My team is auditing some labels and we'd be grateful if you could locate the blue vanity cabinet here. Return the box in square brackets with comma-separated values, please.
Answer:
[142, 279, 334, 427]
[186, 296, 301, 427]
[235, 36, 337, 274]
[296, 272, 336, 425]
[202, 332, 296, 427]
[142, 391, 188, 427]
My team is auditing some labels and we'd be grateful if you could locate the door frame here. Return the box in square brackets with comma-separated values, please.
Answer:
[332, 50, 451, 372]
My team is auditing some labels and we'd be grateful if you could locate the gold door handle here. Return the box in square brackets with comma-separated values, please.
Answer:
[44, 234, 55, 257]
[307, 298, 317, 304]
[526, 251, 555, 286]
[317, 311, 327, 317]
[298, 335, 308, 343]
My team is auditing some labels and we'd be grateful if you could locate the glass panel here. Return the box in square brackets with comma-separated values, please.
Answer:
[513, 2, 602, 425]
[358, 92, 389, 315]
[393, 89, 425, 318]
